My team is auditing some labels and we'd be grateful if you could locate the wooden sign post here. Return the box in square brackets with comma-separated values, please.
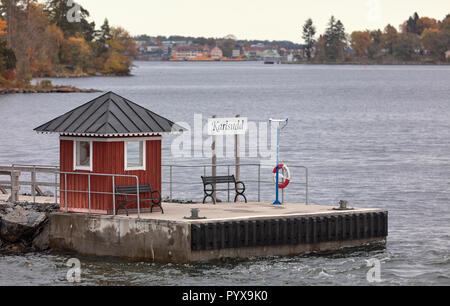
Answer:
[208, 115, 248, 203]
[235, 115, 241, 182]
[211, 115, 217, 202]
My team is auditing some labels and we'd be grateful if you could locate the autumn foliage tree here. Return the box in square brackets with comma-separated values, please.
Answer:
[0, 0, 137, 82]
[351, 31, 371, 57]
[0, 18, 7, 35]
[60, 36, 93, 73]
[422, 29, 446, 61]
[103, 27, 138, 75]
[416, 17, 439, 35]
[306, 12, 449, 63]
[421, 15, 450, 61]
[393, 33, 421, 60]
[367, 30, 383, 59]
[381, 24, 398, 55]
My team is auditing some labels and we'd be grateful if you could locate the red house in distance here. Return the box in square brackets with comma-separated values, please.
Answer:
[34, 92, 184, 215]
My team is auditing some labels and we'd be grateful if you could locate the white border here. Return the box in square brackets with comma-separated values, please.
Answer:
[73, 140, 93, 171]
[61, 136, 161, 142]
[38, 131, 182, 136]
[124, 141, 146, 171]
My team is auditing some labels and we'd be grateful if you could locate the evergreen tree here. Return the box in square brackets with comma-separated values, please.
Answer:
[45, 0, 95, 41]
[382, 24, 398, 55]
[406, 12, 420, 34]
[0, 39, 16, 72]
[302, 18, 316, 59]
[95, 18, 112, 55]
[324, 16, 347, 60]
[220, 38, 234, 57]
[99, 18, 112, 43]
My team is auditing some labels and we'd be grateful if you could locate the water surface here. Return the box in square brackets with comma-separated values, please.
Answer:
[0, 62, 449, 285]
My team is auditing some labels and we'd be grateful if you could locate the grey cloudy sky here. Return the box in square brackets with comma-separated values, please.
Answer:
[75, 0, 450, 42]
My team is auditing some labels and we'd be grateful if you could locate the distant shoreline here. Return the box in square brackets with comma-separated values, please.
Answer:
[0, 86, 100, 95]
[133, 59, 450, 66]
[291, 60, 450, 66]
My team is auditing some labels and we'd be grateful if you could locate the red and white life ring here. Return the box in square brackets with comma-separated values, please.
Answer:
[272, 164, 291, 189]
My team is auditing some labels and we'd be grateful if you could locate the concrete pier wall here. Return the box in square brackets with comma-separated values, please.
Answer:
[49, 213, 191, 262]
[49, 208, 388, 263]
[190, 237, 385, 262]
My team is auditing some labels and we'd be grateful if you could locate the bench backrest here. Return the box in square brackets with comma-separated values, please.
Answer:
[115, 184, 152, 195]
[202, 175, 236, 185]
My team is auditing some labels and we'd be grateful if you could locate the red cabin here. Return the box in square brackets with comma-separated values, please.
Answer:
[34, 92, 184, 215]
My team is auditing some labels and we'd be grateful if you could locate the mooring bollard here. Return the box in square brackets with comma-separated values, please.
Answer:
[333, 200, 354, 211]
[184, 208, 207, 220]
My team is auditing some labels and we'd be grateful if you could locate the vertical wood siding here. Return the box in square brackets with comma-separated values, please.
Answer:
[60, 138, 162, 214]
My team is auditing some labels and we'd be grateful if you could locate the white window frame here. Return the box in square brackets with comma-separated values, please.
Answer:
[124, 141, 146, 171]
[73, 140, 93, 171]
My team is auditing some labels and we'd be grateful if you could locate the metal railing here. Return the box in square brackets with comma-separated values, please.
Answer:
[0, 165, 143, 218]
[0, 164, 59, 203]
[1, 162, 309, 215]
[162, 163, 308, 204]
[59, 171, 142, 218]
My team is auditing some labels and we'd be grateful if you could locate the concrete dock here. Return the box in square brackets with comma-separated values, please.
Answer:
[48, 202, 388, 263]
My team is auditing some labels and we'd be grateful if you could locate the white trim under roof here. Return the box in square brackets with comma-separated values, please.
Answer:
[37, 131, 183, 137]
[60, 136, 162, 142]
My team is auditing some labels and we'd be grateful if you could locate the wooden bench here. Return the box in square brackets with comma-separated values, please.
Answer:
[201, 175, 247, 204]
[115, 184, 163, 215]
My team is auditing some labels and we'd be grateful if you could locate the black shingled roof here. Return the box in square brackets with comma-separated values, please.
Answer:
[34, 92, 185, 136]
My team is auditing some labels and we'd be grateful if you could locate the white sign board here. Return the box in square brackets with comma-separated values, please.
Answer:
[208, 117, 248, 136]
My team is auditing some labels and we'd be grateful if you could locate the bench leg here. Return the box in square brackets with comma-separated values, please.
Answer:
[151, 202, 164, 214]
[203, 195, 216, 204]
[116, 197, 129, 216]
[123, 195, 130, 216]
[234, 193, 247, 203]
[117, 203, 129, 216]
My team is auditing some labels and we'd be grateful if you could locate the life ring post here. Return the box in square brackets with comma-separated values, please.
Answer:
[273, 164, 291, 189]
[270, 118, 289, 205]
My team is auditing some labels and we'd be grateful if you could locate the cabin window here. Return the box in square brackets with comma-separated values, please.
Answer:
[125, 141, 146, 171]
[74, 141, 92, 171]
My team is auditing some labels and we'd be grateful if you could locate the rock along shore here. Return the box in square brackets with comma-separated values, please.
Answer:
[0, 86, 100, 95]
[0, 200, 58, 254]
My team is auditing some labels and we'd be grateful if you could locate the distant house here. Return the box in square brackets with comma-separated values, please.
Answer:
[283, 53, 295, 63]
[161, 41, 175, 57]
[446, 50, 450, 60]
[162, 41, 175, 48]
[232, 49, 241, 58]
[251, 43, 265, 48]
[174, 40, 190, 47]
[263, 49, 281, 64]
[210, 46, 223, 59]
[135, 40, 147, 47]
[293, 45, 314, 59]
[146, 45, 162, 53]
[171, 45, 210, 60]
[243, 46, 265, 60]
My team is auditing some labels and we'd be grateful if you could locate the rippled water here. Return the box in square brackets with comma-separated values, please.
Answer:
[0, 62, 449, 285]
